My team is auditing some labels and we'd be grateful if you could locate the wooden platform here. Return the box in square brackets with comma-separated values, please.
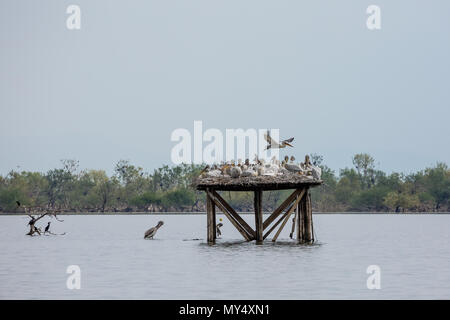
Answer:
[195, 175, 322, 244]
[196, 174, 322, 191]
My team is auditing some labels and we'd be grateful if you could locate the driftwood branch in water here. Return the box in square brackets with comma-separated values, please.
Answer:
[44, 231, 67, 236]
[23, 205, 65, 236]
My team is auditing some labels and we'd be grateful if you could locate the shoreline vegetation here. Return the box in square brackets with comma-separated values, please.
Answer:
[0, 154, 448, 214]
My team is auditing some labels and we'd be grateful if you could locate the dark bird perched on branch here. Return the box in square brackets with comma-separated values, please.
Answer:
[45, 222, 51, 233]
[16, 201, 21, 207]
[27, 215, 41, 235]
[28, 216, 36, 226]
[264, 130, 294, 150]
[144, 221, 164, 239]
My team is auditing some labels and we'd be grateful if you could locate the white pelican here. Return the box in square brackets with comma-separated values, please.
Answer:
[144, 221, 164, 239]
[264, 131, 294, 150]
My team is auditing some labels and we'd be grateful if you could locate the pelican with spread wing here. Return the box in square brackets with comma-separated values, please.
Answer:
[264, 130, 294, 150]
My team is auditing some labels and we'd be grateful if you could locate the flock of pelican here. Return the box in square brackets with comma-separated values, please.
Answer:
[199, 154, 322, 180]
[199, 131, 322, 180]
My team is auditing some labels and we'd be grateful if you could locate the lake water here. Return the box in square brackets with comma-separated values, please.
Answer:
[0, 214, 449, 299]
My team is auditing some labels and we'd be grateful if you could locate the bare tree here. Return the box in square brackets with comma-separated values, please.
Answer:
[23, 204, 64, 236]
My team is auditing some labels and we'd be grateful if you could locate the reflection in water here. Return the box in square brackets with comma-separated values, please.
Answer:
[200, 240, 322, 249]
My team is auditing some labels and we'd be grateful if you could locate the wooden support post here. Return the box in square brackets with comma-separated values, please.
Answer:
[206, 189, 215, 244]
[212, 196, 217, 240]
[297, 192, 305, 242]
[254, 190, 263, 243]
[304, 190, 314, 243]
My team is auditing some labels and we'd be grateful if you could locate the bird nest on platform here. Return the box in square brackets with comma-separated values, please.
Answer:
[195, 154, 324, 191]
[195, 173, 322, 191]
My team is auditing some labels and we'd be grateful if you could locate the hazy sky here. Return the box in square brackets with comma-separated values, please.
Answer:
[1, 0, 449, 175]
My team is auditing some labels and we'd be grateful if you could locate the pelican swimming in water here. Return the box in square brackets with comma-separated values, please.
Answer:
[144, 221, 164, 239]
[264, 130, 294, 150]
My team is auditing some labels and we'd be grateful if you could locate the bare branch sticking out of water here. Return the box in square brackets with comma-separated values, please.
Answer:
[22, 204, 65, 236]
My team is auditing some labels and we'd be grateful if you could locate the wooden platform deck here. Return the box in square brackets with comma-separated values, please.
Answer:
[196, 175, 322, 191]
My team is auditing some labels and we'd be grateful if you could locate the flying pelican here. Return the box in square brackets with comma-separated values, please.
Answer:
[144, 221, 164, 239]
[264, 131, 294, 150]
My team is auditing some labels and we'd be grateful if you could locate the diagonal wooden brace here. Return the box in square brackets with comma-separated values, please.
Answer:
[263, 203, 294, 240]
[263, 189, 302, 230]
[210, 190, 256, 238]
[263, 189, 306, 240]
[272, 189, 306, 242]
[206, 190, 254, 241]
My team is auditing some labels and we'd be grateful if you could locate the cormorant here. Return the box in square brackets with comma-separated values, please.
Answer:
[28, 216, 36, 226]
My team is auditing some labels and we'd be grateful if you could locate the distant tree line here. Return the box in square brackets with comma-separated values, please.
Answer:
[309, 154, 449, 212]
[0, 154, 448, 213]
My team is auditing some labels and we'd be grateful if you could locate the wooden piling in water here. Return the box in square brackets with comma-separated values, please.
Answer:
[212, 195, 217, 240]
[297, 192, 305, 242]
[304, 190, 314, 243]
[206, 189, 216, 244]
[254, 190, 263, 243]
